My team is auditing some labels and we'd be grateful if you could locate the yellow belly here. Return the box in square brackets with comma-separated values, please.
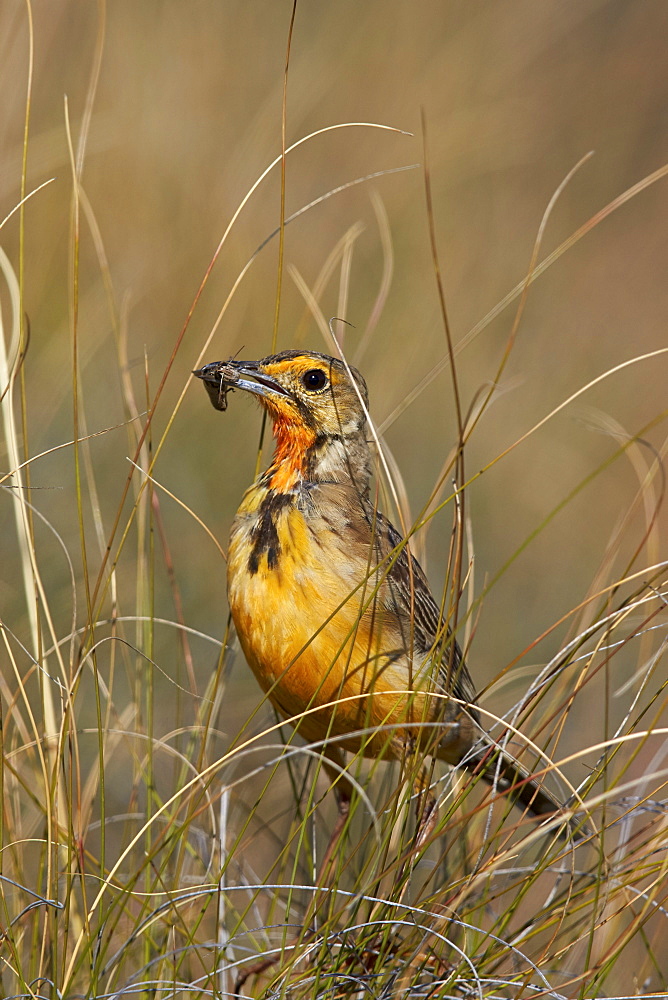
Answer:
[227, 498, 430, 758]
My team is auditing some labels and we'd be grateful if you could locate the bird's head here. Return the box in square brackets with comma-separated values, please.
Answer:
[194, 350, 371, 491]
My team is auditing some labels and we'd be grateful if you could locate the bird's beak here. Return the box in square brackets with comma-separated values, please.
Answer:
[193, 360, 290, 411]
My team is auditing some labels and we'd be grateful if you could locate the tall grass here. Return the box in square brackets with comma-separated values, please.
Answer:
[1, 5, 668, 998]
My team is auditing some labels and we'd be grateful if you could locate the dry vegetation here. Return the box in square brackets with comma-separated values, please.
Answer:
[1, 2, 667, 997]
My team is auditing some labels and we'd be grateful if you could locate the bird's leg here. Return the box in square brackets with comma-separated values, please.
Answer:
[317, 745, 353, 881]
[414, 763, 438, 851]
[392, 763, 439, 912]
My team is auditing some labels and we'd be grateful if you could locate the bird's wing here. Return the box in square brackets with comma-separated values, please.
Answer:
[303, 481, 477, 710]
[363, 505, 478, 711]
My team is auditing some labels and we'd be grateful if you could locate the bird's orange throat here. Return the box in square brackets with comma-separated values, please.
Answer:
[265, 408, 316, 493]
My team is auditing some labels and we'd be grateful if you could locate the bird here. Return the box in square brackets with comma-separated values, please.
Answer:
[194, 349, 577, 843]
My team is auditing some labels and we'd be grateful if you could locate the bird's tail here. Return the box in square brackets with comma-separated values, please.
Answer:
[467, 739, 586, 838]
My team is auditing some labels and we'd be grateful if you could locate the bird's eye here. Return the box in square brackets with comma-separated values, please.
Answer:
[301, 368, 328, 391]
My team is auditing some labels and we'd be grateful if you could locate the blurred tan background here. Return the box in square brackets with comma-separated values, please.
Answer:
[1, 1, 667, 787]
